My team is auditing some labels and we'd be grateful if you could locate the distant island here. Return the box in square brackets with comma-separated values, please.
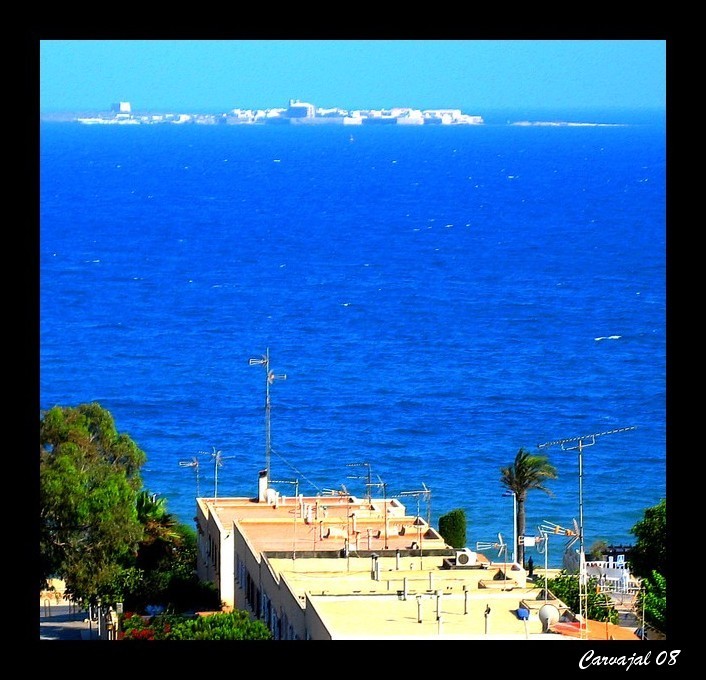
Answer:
[43, 99, 486, 126]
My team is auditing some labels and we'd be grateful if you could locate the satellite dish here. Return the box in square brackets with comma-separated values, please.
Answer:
[563, 547, 580, 573]
[538, 604, 560, 633]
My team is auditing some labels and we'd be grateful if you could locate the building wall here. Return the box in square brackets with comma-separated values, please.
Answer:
[303, 595, 333, 640]
[195, 500, 234, 610]
[230, 522, 311, 639]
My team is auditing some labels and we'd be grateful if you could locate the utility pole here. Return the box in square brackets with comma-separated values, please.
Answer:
[537, 426, 636, 639]
[249, 348, 287, 484]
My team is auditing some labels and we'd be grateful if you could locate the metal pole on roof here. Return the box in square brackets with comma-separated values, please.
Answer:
[538, 426, 636, 641]
[249, 348, 287, 484]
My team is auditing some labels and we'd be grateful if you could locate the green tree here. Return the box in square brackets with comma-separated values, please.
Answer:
[628, 499, 667, 636]
[135, 490, 181, 571]
[587, 539, 609, 561]
[125, 503, 221, 613]
[500, 448, 557, 568]
[628, 498, 666, 578]
[546, 572, 619, 624]
[638, 570, 666, 635]
[40, 403, 146, 603]
[438, 508, 467, 549]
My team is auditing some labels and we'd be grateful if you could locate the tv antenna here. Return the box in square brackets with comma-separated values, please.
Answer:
[198, 447, 236, 505]
[249, 348, 287, 483]
[399, 484, 431, 567]
[476, 532, 508, 563]
[537, 426, 636, 639]
[398, 483, 432, 525]
[368, 475, 389, 549]
[178, 456, 202, 498]
[270, 478, 299, 498]
[346, 462, 372, 502]
[322, 484, 350, 497]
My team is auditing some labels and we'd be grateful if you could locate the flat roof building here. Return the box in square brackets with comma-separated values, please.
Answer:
[194, 469, 593, 640]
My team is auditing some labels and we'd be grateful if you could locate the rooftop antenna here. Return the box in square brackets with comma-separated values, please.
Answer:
[322, 484, 349, 497]
[178, 456, 201, 498]
[369, 475, 389, 549]
[346, 462, 372, 503]
[537, 426, 636, 639]
[476, 532, 508, 564]
[249, 348, 287, 484]
[198, 447, 236, 505]
[399, 484, 432, 567]
[536, 519, 579, 603]
[321, 485, 352, 568]
[398, 484, 432, 525]
[535, 525, 549, 603]
[270, 478, 299, 498]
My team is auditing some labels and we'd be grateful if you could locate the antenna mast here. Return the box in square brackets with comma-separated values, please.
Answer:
[369, 475, 389, 549]
[399, 484, 432, 566]
[537, 425, 636, 639]
[198, 447, 236, 506]
[178, 456, 201, 498]
[346, 462, 372, 503]
[249, 348, 287, 484]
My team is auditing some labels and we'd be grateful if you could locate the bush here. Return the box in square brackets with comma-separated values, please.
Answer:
[438, 508, 467, 549]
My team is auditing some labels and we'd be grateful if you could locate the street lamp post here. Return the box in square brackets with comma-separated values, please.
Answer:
[503, 491, 517, 564]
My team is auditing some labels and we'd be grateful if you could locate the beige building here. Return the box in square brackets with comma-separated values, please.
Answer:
[195, 469, 579, 640]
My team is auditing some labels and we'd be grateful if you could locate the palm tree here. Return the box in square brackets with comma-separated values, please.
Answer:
[500, 448, 558, 568]
[135, 491, 181, 569]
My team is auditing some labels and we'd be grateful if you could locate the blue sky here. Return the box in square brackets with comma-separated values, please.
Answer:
[39, 40, 666, 115]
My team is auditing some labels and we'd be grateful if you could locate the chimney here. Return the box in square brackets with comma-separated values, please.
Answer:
[258, 469, 268, 502]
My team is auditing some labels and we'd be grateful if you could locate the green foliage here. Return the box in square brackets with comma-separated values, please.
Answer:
[124, 507, 221, 613]
[628, 498, 666, 579]
[40, 402, 219, 614]
[586, 539, 609, 561]
[638, 570, 666, 634]
[546, 572, 619, 624]
[438, 508, 467, 549]
[121, 611, 272, 640]
[40, 404, 146, 602]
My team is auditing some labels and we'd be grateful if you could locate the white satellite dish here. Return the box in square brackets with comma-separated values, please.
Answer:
[538, 604, 560, 633]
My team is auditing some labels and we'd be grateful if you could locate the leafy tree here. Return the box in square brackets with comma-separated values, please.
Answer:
[500, 448, 557, 567]
[628, 498, 666, 578]
[546, 572, 619, 624]
[587, 539, 609, 561]
[124, 515, 221, 614]
[40, 403, 146, 603]
[135, 490, 181, 571]
[438, 508, 467, 549]
[628, 499, 667, 636]
[638, 570, 666, 634]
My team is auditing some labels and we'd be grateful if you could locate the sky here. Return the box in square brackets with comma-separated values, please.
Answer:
[39, 40, 666, 115]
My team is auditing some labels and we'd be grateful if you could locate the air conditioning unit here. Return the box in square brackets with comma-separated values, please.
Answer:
[456, 548, 477, 566]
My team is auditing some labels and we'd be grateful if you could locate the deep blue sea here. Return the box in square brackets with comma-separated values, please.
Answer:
[39, 113, 666, 567]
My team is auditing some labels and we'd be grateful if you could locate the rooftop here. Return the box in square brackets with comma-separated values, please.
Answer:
[201, 493, 452, 556]
[199, 492, 641, 640]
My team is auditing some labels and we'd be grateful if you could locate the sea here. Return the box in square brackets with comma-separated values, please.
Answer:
[39, 109, 666, 568]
